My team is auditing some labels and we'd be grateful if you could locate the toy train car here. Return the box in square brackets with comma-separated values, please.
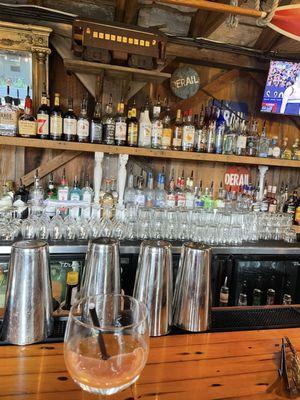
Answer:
[72, 19, 167, 70]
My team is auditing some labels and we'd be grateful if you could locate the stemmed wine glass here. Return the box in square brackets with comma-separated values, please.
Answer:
[64, 294, 149, 396]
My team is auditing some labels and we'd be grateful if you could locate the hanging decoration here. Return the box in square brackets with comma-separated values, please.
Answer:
[226, 0, 239, 29]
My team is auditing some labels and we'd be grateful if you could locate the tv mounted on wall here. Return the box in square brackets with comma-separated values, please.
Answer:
[261, 60, 300, 116]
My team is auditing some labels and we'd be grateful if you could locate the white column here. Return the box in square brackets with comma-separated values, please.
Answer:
[94, 152, 104, 203]
[117, 154, 129, 207]
[257, 165, 268, 201]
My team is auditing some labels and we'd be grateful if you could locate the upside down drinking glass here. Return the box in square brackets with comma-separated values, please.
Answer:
[64, 294, 149, 396]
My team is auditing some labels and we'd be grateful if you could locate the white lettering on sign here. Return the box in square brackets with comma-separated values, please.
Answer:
[173, 75, 200, 89]
[224, 173, 249, 187]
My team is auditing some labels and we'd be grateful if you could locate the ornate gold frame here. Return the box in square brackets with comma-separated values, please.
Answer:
[0, 21, 52, 111]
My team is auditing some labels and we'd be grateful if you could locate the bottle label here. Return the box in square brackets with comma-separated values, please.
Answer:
[177, 194, 186, 207]
[91, 122, 102, 142]
[172, 137, 182, 147]
[67, 271, 79, 286]
[58, 188, 69, 201]
[115, 121, 127, 141]
[268, 203, 277, 213]
[0, 111, 17, 126]
[63, 119, 77, 136]
[18, 120, 37, 136]
[273, 147, 281, 158]
[220, 292, 229, 303]
[166, 194, 176, 207]
[135, 194, 145, 206]
[151, 122, 162, 147]
[182, 126, 195, 147]
[236, 135, 247, 149]
[161, 128, 172, 147]
[50, 116, 62, 136]
[128, 124, 138, 145]
[103, 123, 115, 143]
[139, 123, 151, 147]
[77, 119, 89, 137]
[37, 114, 49, 136]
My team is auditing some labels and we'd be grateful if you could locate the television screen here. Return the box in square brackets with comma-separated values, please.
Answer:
[261, 60, 300, 116]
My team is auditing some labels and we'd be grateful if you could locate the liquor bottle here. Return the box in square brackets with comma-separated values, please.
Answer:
[151, 97, 163, 149]
[127, 100, 138, 147]
[57, 169, 69, 217]
[18, 87, 37, 138]
[176, 171, 186, 207]
[102, 179, 115, 211]
[134, 175, 146, 206]
[258, 121, 269, 158]
[138, 99, 151, 148]
[283, 190, 298, 214]
[271, 136, 281, 158]
[185, 171, 195, 209]
[283, 294, 292, 305]
[294, 198, 300, 226]
[115, 98, 127, 146]
[252, 286, 262, 306]
[215, 105, 226, 154]
[62, 261, 80, 311]
[246, 118, 258, 157]
[124, 172, 136, 206]
[238, 281, 247, 306]
[77, 97, 89, 143]
[90, 99, 103, 143]
[281, 137, 292, 160]
[37, 89, 50, 139]
[161, 103, 172, 150]
[235, 119, 247, 156]
[194, 181, 204, 208]
[145, 171, 155, 208]
[182, 109, 195, 152]
[47, 173, 57, 199]
[0, 86, 18, 136]
[206, 106, 216, 154]
[63, 98, 77, 142]
[50, 93, 63, 140]
[268, 186, 278, 213]
[69, 177, 81, 219]
[219, 276, 229, 307]
[260, 183, 269, 212]
[13, 178, 29, 204]
[102, 94, 115, 145]
[29, 169, 44, 206]
[223, 119, 237, 155]
[81, 175, 94, 219]
[216, 181, 226, 208]
[172, 109, 183, 151]
[266, 288, 275, 305]
[155, 172, 166, 208]
[111, 178, 118, 207]
[166, 173, 176, 208]
[292, 138, 299, 160]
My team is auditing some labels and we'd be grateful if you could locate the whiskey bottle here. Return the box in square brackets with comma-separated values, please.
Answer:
[219, 276, 229, 307]
[138, 99, 151, 148]
[0, 86, 18, 136]
[172, 109, 183, 151]
[127, 100, 138, 147]
[115, 98, 127, 146]
[63, 98, 77, 142]
[37, 89, 50, 139]
[151, 97, 163, 149]
[18, 87, 37, 138]
[77, 97, 90, 143]
[182, 109, 195, 152]
[90, 100, 103, 144]
[281, 137, 292, 160]
[50, 93, 63, 140]
[161, 103, 172, 150]
[102, 94, 115, 145]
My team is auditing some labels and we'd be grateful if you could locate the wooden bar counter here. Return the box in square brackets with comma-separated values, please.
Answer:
[0, 327, 298, 400]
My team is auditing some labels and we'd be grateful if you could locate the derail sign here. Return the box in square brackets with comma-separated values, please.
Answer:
[224, 166, 250, 192]
[171, 66, 200, 99]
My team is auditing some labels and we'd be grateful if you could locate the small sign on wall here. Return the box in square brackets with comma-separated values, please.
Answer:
[224, 166, 250, 192]
[170, 66, 200, 99]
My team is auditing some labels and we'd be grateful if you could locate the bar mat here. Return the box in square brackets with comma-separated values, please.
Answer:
[1, 307, 300, 344]
[210, 306, 300, 332]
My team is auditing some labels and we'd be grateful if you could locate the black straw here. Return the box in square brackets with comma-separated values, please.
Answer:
[89, 307, 110, 360]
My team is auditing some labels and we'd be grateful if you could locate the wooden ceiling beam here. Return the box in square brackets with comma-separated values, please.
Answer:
[158, 0, 265, 18]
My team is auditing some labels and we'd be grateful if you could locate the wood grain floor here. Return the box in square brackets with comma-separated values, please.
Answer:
[0, 328, 298, 399]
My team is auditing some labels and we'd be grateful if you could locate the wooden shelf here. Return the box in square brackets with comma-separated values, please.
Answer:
[63, 58, 171, 82]
[0, 136, 299, 168]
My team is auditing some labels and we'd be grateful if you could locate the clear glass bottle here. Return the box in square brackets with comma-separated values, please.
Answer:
[0, 86, 18, 136]
[134, 176, 146, 206]
[18, 87, 37, 138]
[172, 109, 183, 151]
[223, 119, 237, 155]
[57, 169, 69, 217]
[258, 121, 269, 158]
[69, 177, 82, 219]
[124, 172, 136, 206]
[185, 171, 195, 209]
[145, 171, 155, 208]
[206, 106, 217, 154]
[151, 97, 163, 149]
[155, 172, 166, 208]
[272, 136, 281, 159]
[166, 173, 176, 208]
[81, 175, 94, 219]
[161, 103, 172, 150]
[47, 173, 57, 199]
[235, 119, 247, 156]
[37, 89, 50, 139]
[195, 106, 208, 153]
[102, 94, 115, 145]
[127, 100, 138, 147]
[63, 98, 77, 142]
[176, 171, 186, 207]
[246, 119, 258, 157]
[29, 169, 44, 206]
[138, 99, 151, 148]
[115, 98, 127, 146]
[50, 93, 63, 140]
[77, 97, 89, 143]
[90, 100, 102, 144]
[182, 109, 195, 152]
[215, 105, 226, 154]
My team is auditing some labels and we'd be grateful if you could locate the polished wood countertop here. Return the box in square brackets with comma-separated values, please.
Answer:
[0, 327, 299, 399]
